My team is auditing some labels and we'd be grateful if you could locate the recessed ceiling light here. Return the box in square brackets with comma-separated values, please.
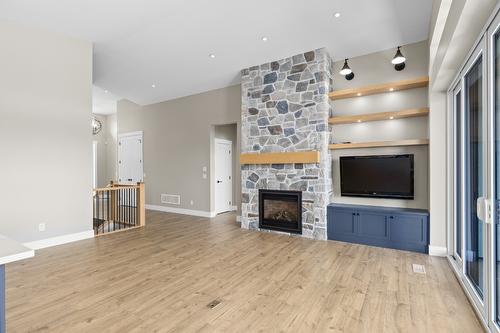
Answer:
[357, 93, 362, 97]
[151, 84, 156, 88]
[389, 116, 394, 120]
[261, 36, 268, 42]
[334, 12, 341, 18]
[389, 88, 394, 92]
[209, 54, 216, 59]
[357, 119, 362, 123]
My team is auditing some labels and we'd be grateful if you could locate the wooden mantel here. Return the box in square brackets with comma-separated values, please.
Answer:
[240, 151, 320, 165]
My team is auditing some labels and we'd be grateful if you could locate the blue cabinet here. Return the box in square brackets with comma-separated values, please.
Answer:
[327, 204, 429, 254]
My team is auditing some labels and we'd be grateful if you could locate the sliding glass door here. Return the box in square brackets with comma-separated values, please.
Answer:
[450, 10, 500, 331]
[450, 37, 489, 322]
[491, 13, 500, 332]
[464, 52, 486, 299]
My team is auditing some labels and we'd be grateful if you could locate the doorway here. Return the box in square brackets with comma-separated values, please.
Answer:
[118, 131, 143, 184]
[214, 138, 233, 214]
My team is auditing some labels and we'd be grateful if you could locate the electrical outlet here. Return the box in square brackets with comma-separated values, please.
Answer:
[38, 223, 46, 232]
[202, 173, 207, 179]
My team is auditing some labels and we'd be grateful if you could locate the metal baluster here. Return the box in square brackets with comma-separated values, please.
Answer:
[115, 188, 122, 230]
[120, 189, 123, 228]
[97, 192, 100, 234]
[93, 192, 96, 234]
[136, 186, 139, 226]
[106, 191, 111, 231]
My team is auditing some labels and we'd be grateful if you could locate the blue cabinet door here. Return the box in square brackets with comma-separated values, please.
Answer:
[389, 214, 426, 243]
[328, 209, 356, 239]
[358, 212, 389, 240]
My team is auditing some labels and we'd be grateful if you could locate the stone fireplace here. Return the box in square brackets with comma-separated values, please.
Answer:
[259, 189, 302, 234]
[240, 48, 333, 240]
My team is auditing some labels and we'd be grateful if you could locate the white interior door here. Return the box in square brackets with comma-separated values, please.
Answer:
[215, 139, 232, 214]
[118, 132, 143, 185]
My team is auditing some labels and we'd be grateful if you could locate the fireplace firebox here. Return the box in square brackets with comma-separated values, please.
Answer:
[259, 189, 302, 234]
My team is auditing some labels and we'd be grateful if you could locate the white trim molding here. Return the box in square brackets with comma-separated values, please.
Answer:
[429, 245, 448, 257]
[146, 204, 216, 218]
[23, 230, 94, 250]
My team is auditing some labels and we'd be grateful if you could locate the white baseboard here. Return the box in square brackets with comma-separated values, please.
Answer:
[24, 230, 94, 250]
[429, 245, 448, 257]
[146, 204, 216, 218]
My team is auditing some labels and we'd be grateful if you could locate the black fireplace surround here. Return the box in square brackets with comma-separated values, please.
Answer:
[259, 189, 302, 234]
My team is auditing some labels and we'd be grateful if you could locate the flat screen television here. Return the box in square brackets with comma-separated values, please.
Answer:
[340, 154, 414, 199]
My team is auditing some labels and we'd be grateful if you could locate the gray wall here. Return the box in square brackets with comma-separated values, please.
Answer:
[0, 21, 93, 242]
[331, 40, 429, 209]
[117, 85, 241, 214]
[214, 124, 239, 209]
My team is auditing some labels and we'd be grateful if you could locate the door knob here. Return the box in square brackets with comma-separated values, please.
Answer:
[217, 180, 222, 183]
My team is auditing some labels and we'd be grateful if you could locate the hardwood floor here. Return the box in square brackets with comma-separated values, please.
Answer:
[6, 211, 483, 332]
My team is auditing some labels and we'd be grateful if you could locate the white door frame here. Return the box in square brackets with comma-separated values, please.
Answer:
[214, 138, 233, 214]
[118, 131, 144, 184]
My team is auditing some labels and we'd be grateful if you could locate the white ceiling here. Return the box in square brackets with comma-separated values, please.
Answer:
[0, 0, 433, 106]
[92, 86, 120, 115]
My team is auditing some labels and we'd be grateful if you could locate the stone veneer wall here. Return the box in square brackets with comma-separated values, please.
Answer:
[240, 48, 333, 240]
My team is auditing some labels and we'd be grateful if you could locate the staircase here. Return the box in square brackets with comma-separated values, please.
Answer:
[93, 182, 145, 235]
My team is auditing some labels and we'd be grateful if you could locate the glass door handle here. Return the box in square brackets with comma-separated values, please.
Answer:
[477, 197, 491, 224]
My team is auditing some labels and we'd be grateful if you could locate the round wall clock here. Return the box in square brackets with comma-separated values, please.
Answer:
[92, 117, 102, 135]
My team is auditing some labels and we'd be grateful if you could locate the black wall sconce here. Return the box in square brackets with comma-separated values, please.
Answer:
[392, 46, 406, 71]
[339, 59, 355, 80]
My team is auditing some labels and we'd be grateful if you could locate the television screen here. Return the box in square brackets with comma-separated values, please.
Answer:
[340, 154, 414, 199]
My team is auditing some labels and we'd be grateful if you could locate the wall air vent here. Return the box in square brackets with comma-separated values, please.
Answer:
[161, 194, 180, 205]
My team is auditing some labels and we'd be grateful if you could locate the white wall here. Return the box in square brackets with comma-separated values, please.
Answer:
[106, 113, 118, 182]
[0, 21, 93, 243]
[92, 115, 108, 187]
[331, 41, 429, 210]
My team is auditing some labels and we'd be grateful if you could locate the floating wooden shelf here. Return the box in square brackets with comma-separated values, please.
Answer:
[329, 108, 429, 125]
[329, 76, 429, 100]
[329, 139, 429, 150]
[240, 151, 320, 165]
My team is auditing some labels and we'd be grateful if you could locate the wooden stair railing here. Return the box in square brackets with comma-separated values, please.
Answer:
[93, 182, 145, 235]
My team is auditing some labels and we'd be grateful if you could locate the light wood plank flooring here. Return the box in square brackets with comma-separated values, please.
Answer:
[6, 211, 483, 332]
